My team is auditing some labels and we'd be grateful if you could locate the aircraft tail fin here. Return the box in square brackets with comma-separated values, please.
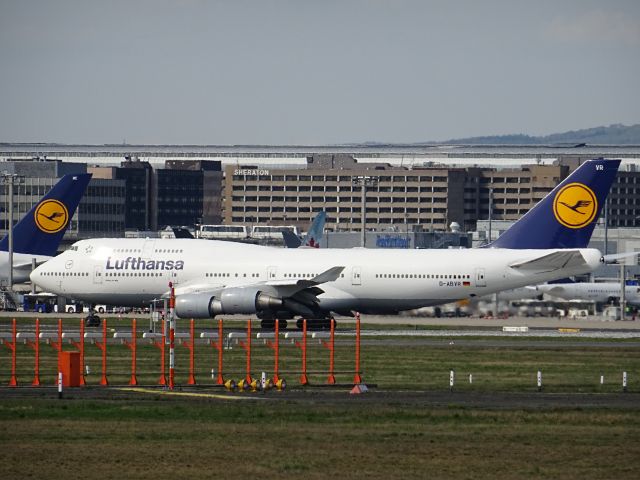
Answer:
[490, 158, 620, 249]
[0, 173, 92, 256]
[301, 211, 326, 248]
[172, 227, 194, 239]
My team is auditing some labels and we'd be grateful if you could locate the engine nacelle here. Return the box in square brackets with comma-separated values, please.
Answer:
[175, 293, 217, 318]
[175, 287, 283, 318]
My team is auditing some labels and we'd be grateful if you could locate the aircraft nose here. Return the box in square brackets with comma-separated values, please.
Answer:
[30, 264, 48, 289]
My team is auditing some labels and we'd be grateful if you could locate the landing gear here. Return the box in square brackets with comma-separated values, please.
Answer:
[260, 319, 288, 330]
[85, 313, 101, 327]
[297, 318, 335, 330]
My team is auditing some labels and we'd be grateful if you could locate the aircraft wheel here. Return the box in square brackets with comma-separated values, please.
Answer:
[278, 319, 288, 330]
[85, 314, 101, 327]
[296, 318, 304, 330]
[307, 319, 323, 331]
[260, 319, 275, 330]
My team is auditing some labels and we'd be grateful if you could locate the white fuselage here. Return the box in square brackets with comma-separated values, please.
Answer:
[538, 282, 640, 305]
[30, 238, 603, 314]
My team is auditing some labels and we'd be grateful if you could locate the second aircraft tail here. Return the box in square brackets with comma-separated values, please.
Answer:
[0, 173, 92, 256]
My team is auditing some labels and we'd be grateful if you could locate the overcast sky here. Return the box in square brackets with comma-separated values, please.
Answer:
[1, 0, 639, 145]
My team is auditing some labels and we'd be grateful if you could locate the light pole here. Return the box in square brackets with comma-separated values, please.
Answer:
[487, 187, 493, 245]
[1, 173, 23, 291]
[352, 176, 378, 247]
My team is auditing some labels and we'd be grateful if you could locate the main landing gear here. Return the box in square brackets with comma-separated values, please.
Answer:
[260, 318, 288, 330]
[296, 318, 335, 330]
[85, 305, 101, 327]
[258, 318, 335, 330]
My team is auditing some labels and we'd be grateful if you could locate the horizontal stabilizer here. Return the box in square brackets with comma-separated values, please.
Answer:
[509, 250, 587, 272]
[601, 251, 640, 264]
[282, 230, 302, 248]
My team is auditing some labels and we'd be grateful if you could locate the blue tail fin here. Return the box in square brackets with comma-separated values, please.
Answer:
[0, 173, 92, 256]
[302, 210, 326, 248]
[490, 158, 620, 249]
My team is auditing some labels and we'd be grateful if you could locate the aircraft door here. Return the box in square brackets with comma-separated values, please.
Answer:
[267, 266, 278, 280]
[352, 266, 362, 286]
[141, 239, 155, 259]
[475, 268, 486, 287]
[93, 265, 103, 285]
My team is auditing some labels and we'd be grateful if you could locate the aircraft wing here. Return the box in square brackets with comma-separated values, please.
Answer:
[174, 266, 345, 318]
[266, 266, 344, 289]
[509, 250, 588, 273]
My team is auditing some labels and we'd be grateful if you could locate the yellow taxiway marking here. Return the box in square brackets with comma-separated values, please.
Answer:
[117, 387, 268, 401]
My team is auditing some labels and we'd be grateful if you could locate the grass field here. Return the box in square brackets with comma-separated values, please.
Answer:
[1, 316, 640, 479]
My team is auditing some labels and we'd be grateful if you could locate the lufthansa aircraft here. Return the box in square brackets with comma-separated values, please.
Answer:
[31, 159, 619, 328]
[0, 173, 92, 285]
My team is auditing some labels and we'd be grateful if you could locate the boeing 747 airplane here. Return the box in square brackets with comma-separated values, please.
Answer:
[31, 159, 619, 328]
[0, 173, 92, 286]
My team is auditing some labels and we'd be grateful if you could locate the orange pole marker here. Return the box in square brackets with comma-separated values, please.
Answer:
[208, 318, 225, 385]
[27, 319, 41, 386]
[54, 319, 63, 385]
[98, 319, 108, 386]
[151, 317, 167, 386]
[265, 319, 280, 383]
[70, 319, 86, 386]
[294, 319, 309, 385]
[123, 318, 138, 386]
[353, 312, 363, 384]
[322, 318, 336, 385]
[238, 319, 253, 383]
[187, 319, 196, 385]
[169, 283, 175, 390]
[2, 319, 19, 387]
[216, 319, 224, 384]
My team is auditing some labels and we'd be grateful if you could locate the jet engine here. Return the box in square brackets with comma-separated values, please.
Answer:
[175, 287, 283, 318]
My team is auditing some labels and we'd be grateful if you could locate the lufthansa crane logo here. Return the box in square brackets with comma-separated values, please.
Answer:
[553, 183, 598, 229]
[34, 199, 69, 234]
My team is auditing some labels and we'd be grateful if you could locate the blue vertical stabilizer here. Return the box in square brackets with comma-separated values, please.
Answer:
[0, 173, 92, 256]
[489, 159, 620, 249]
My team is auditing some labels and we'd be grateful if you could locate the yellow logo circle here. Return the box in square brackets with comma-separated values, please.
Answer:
[34, 199, 69, 234]
[553, 183, 598, 229]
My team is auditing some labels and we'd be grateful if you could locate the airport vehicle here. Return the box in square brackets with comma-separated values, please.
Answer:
[22, 292, 57, 313]
[31, 159, 620, 329]
[251, 225, 298, 241]
[282, 211, 326, 248]
[536, 281, 640, 305]
[0, 173, 92, 285]
[196, 225, 248, 240]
